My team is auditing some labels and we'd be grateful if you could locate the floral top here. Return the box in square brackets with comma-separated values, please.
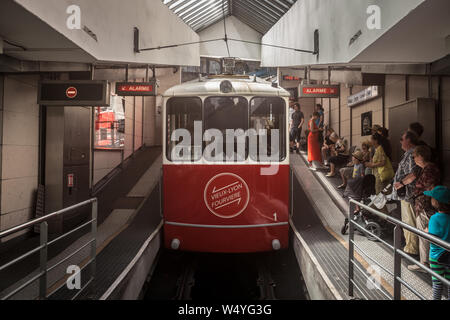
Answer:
[413, 163, 440, 217]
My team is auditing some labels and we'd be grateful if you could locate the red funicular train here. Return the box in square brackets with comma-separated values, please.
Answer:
[163, 75, 290, 253]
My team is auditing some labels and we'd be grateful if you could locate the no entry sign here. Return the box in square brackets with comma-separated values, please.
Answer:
[66, 87, 78, 99]
[299, 85, 340, 98]
[116, 81, 157, 96]
[38, 81, 110, 106]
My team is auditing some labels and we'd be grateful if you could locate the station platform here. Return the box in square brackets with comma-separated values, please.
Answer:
[0, 146, 162, 300]
[290, 151, 436, 300]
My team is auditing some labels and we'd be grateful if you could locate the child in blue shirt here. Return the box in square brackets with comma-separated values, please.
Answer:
[424, 186, 450, 300]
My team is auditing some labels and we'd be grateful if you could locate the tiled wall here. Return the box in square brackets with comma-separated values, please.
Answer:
[0, 75, 40, 237]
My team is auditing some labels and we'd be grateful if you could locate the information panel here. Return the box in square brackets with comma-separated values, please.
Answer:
[38, 80, 110, 106]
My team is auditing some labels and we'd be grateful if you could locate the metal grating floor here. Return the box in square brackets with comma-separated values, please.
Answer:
[50, 185, 162, 300]
[291, 169, 389, 300]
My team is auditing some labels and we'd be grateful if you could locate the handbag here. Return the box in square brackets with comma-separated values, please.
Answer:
[396, 185, 406, 198]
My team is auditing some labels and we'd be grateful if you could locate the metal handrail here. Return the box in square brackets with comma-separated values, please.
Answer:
[0, 198, 98, 300]
[0, 199, 96, 239]
[348, 198, 450, 300]
[351, 199, 450, 250]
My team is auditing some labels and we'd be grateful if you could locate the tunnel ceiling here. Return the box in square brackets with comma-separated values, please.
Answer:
[162, 0, 298, 34]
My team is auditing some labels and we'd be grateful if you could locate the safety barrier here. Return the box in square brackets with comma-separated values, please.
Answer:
[348, 199, 450, 300]
[0, 198, 97, 300]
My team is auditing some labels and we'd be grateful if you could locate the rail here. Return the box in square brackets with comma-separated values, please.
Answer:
[348, 198, 450, 300]
[0, 198, 98, 300]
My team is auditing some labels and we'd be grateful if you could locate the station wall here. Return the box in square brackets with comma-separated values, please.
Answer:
[0, 75, 40, 238]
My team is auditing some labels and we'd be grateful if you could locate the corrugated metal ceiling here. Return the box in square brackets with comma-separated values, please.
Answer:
[162, 0, 297, 34]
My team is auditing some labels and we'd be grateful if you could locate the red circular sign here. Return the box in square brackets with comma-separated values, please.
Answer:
[204, 173, 250, 219]
[66, 87, 78, 99]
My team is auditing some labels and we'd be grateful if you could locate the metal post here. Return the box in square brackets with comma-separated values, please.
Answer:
[90, 200, 97, 283]
[348, 201, 355, 297]
[39, 222, 48, 300]
[393, 225, 402, 300]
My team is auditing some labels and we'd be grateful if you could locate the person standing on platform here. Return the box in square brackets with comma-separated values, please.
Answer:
[393, 131, 420, 256]
[364, 133, 394, 194]
[315, 104, 325, 146]
[290, 103, 304, 154]
[408, 145, 441, 272]
[307, 112, 322, 170]
[423, 186, 450, 300]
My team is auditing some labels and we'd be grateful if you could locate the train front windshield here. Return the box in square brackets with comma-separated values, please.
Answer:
[166, 96, 286, 162]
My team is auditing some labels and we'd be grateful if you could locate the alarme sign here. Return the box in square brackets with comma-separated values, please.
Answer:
[299, 85, 340, 98]
[116, 81, 157, 96]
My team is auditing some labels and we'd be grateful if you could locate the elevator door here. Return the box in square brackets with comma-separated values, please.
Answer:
[63, 107, 91, 231]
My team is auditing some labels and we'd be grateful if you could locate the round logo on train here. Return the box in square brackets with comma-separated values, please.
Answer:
[203, 173, 250, 219]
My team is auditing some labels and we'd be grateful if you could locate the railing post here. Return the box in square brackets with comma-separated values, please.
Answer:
[393, 225, 402, 300]
[348, 201, 354, 298]
[90, 200, 97, 285]
[39, 222, 48, 300]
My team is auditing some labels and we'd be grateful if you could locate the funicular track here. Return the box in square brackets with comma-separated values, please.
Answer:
[143, 244, 308, 301]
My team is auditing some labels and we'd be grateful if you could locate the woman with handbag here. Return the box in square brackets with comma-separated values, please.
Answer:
[407, 145, 441, 271]
[364, 133, 394, 194]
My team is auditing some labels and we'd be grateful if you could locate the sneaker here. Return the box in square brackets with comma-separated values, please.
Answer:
[407, 264, 427, 273]
[309, 166, 317, 171]
[337, 184, 346, 189]
[326, 173, 336, 177]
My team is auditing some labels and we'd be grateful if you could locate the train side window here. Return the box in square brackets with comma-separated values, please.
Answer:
[204, 96, 248, 162]
[249, 97, 287, 162]
[166, 97, 202, 162]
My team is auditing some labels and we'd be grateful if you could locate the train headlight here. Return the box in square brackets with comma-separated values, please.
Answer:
[272, 239, 281, 251]
[220, 80, 233, 93]
[171, 238, 181, 250]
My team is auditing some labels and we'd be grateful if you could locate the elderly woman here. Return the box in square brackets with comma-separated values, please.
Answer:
[321, 129, 336, 166]
[364, 133, 394, 194]
[407, 145, 441, 272]
[326, 135, 349, 177]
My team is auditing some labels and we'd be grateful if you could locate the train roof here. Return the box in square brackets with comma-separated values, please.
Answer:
[163, 75, 291, 98]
